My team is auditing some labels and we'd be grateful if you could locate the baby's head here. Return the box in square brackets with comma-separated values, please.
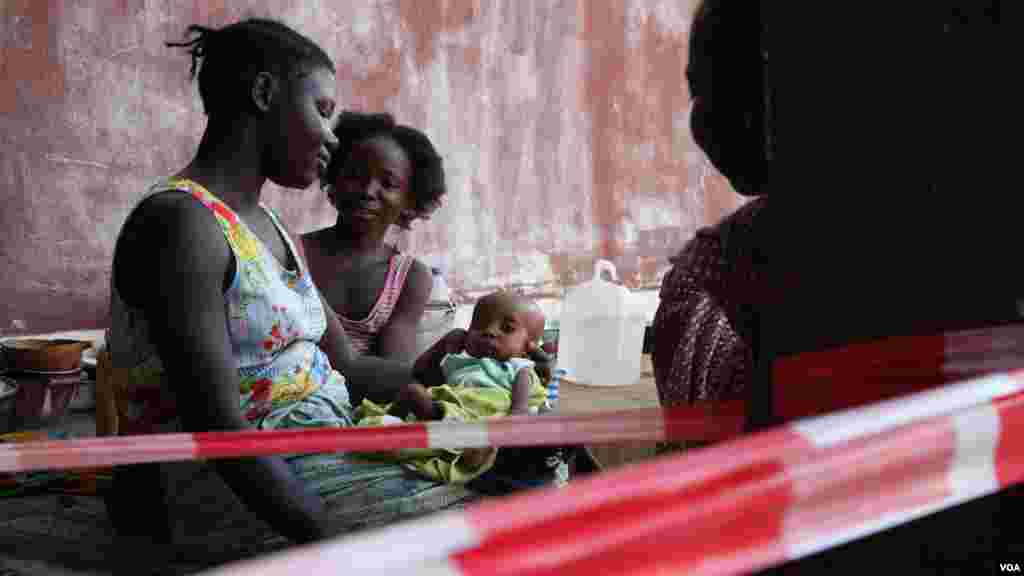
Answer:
[468, 291, 545, 361]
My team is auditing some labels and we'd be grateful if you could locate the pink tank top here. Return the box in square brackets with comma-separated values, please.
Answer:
[337, 252, 414, 356]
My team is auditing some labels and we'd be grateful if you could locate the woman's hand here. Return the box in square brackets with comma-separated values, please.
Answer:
[433, 328, 496, 358]
[462, 330, 498, 359]
[396, 382, 439, 420]
[527, 348, 554, 387]
[413, 328, 496, 388]
[436, 328, 470, 355]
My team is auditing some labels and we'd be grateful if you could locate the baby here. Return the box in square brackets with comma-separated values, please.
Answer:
[397, 290, 549, 421]
[357, 291, 557, 483]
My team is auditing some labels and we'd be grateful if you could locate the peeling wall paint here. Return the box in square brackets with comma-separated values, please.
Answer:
[0, 0, 744, 335]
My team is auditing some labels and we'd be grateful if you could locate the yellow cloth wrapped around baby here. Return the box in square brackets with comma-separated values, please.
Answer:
[353, 356, 548, 484]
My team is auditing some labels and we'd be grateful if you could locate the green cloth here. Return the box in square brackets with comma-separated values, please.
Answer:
[353, 358, 548, 484]
[443, 353, 537, 393]
[259, 377, 476, 531]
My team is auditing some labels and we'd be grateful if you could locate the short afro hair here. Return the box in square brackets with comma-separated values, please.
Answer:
[322, 111, 447, 229]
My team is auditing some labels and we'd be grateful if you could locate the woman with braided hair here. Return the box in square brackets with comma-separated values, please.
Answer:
[105, 18, 477, 545]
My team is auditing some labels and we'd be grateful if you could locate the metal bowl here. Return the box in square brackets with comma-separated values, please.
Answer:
[0, 339, 90, 373]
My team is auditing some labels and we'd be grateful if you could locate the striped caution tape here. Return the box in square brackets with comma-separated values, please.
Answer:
[7, 322, 1021, 475]
[0, 402, 745, 474]
[199, 369, 1024, 576]
[773, 322, 1024, 420]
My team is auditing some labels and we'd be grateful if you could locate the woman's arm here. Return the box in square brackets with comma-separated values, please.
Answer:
[376, 259, 433, 362]
[527, 348, 553, 387]
[411, 329, 462, 387]
[312, 268, 424, 405]
[509, 369, 532, 415]
[129, 195, 329, 544]
[292, 225, 422, 405]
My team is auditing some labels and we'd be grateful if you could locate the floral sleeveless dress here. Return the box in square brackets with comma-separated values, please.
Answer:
[107, 178, 474, 530]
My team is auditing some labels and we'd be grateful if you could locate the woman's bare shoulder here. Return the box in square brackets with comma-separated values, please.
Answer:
[115, 192, 232, 305]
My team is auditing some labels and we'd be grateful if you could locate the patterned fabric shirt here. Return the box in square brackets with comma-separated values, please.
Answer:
[651, 197, 768, 406]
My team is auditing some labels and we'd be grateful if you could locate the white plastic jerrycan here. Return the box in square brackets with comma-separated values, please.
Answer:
[557, 259, 645, 387]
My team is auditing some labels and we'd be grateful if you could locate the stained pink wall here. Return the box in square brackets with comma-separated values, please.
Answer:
[0, 0, 744, 335]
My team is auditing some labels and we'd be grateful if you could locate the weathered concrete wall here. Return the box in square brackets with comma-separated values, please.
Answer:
[0, 0, 744, 335]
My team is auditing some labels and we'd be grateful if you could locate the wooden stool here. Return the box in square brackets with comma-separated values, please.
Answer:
[94, 348, 119, 437]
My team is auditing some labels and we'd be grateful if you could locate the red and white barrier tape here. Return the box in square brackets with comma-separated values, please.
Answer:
[773, 322, 1024, 419]
[200, 369, 1024, 576]
[0, 403, 745, 474]
[8, 323, 1021, 475]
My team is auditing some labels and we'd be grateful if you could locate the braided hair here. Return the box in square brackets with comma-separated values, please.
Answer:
[166, 19, 334, 118]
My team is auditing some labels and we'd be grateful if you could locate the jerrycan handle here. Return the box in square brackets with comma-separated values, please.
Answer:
[593, 259, 618, 283]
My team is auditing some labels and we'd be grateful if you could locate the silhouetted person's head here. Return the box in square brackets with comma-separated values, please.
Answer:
[688, 1, 769, 196]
